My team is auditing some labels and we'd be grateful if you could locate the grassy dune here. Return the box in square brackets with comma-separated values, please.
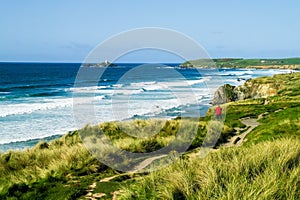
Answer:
[0, 133, 108, 199]
[0, 72, 299, 199]
[120, 138, 300, 200]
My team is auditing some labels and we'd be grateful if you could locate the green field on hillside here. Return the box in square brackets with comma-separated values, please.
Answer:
[181, 58, 300, 69]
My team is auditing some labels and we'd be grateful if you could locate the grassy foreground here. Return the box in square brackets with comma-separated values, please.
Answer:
[120, 138, 300, 199]
[0, 72, 299, 199]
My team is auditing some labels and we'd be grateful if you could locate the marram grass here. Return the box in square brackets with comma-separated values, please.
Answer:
[119, 138, 300, 200]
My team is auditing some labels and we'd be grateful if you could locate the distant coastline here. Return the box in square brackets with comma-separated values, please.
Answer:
[179, 58, 300, 70]
[2, 58, 300, 70]
[0, 62, 297, 152]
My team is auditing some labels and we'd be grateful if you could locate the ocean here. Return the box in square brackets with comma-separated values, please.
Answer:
[0, 62, 295, 152]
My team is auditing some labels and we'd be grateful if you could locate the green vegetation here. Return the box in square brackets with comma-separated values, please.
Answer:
[222, 72, 300, 144]
[0, 132, 110, 199]
[0, 72, 299, 199]
[181, 58, 300, 69]
[0, 118, 231, 199]
[120, 138, 300, 200]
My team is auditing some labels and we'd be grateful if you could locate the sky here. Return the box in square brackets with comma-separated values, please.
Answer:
[0, 0, 300, 62]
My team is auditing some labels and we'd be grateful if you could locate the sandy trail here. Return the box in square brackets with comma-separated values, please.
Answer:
[85, 154, 167, 199]
[130, 154, 167, 173]
[224, 117, 260, 147]
[86, 117, 261, 199]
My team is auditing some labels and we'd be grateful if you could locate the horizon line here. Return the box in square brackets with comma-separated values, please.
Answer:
[1, 57, 300, 64]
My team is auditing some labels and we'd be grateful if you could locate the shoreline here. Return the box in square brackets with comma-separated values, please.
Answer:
[0, 134, 63, 152]
[179, 65, 300, 70]
[0, 68, 297, 152]
[179, 58, 300, 70]
[0, 110, 210, 153]
[1, 71, 299, 199]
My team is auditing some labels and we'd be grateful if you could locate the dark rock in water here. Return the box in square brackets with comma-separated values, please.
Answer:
[96, 61, 116, 67]
[237, 78, 246, 82]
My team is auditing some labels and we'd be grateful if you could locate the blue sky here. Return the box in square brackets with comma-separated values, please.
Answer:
[0, 0, 299, 62]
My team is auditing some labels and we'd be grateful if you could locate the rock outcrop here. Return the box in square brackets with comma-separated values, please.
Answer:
[212, 79, 279, 105]
[211, 84, 237, 105]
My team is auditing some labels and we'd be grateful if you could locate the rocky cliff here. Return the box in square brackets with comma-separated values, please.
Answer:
[212, 78, 279, 105]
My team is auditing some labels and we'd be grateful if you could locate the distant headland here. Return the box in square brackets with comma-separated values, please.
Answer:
[179, 58, 300, 70]
[82, 60, 117, 67]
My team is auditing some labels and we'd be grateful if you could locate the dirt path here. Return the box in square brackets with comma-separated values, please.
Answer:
[86, 118, 262, 199]
[224, 117, 260, 147]
[85, 154, 167, 199]
[130, 154, 167, 173]
[236, 118, 260, 146]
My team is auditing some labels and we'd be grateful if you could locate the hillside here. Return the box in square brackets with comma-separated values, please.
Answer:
[211, 72, 300, 144]
[0, 72, 299, 199]
[121, 138, 300, 199]
[120, 73, 300, 199]
[180, 58, 300, 69]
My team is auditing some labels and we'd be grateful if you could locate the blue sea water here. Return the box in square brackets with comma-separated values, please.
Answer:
[0, 62, 296, 152]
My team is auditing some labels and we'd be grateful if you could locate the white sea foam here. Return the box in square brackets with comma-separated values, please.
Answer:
[273, 69, 297, 74]
[112, 84, 123, 88]
[142, 84, 167, 91]
[94, 95, 106, 101]
[186, 79, 207, 85]
[103, 87, 204, 122]
[104, 98, 182, 121]
[128, 78, 211, 91]
[219, 72, 253, 76]
[98, 89, 115, 94]
[0, 98, 73, 117]
[2, 68, 293, 149]
[155, 66, 174, 69]
[0, 120, 77, 145]
[67, 85, 110, 93]
[130, 81, 156, 87]
[113, 89, 144, 95]
[220, 69, 295, 77]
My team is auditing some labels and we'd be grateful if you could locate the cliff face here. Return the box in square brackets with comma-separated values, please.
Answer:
[212, 79, 279, 105]
[212, 84, 237, 105]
